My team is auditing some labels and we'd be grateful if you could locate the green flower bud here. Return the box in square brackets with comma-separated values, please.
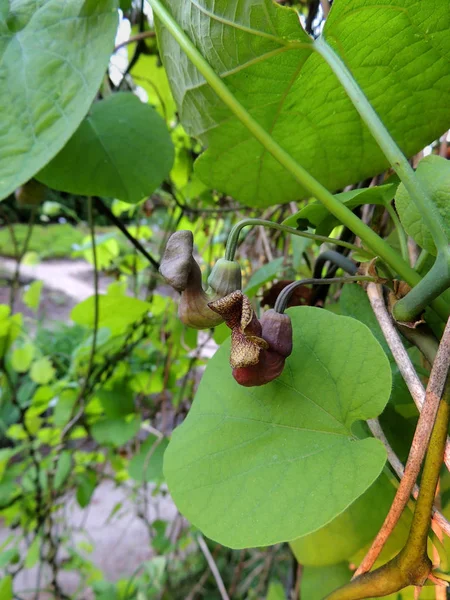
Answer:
[207, 258, 242, 297]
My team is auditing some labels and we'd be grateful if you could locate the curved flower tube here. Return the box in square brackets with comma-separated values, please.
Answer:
[159, 231, 241, 329]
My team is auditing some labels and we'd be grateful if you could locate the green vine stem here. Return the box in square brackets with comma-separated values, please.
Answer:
[415, 250, 431, 274]
[394, 256, 450, 323]
[274, 277, 371, 314]
[313, 250, 358, 278]
[224, 219, 368, 261]
[384, 202, 408, 263]
[148, 0, 448, 323]
[314, 38, 450, 322]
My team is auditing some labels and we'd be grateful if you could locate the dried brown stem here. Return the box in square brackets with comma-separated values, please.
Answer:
[355, 286, 450, 577]
[367, 284, 450, 469]
[367, 419, 450, 538]
[197, 535, 230, 600]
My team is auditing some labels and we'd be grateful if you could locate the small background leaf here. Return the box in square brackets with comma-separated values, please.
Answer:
[244, 257, 285, 298]
[23, 280, 43, 312]
[30, 357, 55, 385]
[266, 580, 286, 600]
[91, 416, 141, 447]
[38, 93, 175, 204]
[395, 155, 450, 255]
[128, 435, 168, 483]
[11, 343, 35, 373]
[283, 184, 397, 237]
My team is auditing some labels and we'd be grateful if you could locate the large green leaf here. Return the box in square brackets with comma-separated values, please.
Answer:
[0, 1, 118, 201]
[290, 472, 395, 566]
[156, 1, 450, 207]
[38, 93, 175, 203]
[301, 564, 352, 600]
[395, 155, 450, 256]
[164, 307, 391, 548]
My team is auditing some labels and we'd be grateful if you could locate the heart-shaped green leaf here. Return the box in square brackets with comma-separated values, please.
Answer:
[156, 1, 450, 207]
[164, 307, 391, 548]
[395, 155, 450, 256]
[38, 93, 175, 203]
[0, 1, 118, 201]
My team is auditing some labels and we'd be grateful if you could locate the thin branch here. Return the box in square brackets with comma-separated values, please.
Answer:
[8, 205, 37, 311]
[367, 419, 450, 538]
[366, 283, 425, 407]
[114, 30, 156, 52]
[356, 289, 450, 576]
[367, 284, 450, 469]
[94, 197, 160, 270]
[196, 535, 230, 600]
[61, 198, 99, 438]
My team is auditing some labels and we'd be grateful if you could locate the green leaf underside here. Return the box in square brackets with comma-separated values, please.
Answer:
[38, 93, 175, 203]
[395, 155, 450, 256]
[164, 307, 391, 548]
[283, 184, 398, 235]
[0, 0, 118, 201]
[156, 1, 450, 208]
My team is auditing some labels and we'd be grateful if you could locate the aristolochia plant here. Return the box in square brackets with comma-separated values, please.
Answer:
[152, 1, 450, 598]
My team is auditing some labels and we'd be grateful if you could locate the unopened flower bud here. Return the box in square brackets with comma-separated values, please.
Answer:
[207, 258, 242, 297]
[159, 230, 196, 292]
[260, 309, 293, 358]
[160, 231, 223, 329]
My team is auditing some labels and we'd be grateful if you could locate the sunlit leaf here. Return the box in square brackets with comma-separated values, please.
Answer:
[23, 280, 43, 312]
[11, 343, 35, 373]
[30, 356, 55, 385]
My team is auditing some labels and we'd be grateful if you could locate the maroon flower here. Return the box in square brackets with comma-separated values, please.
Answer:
[208, 291, 293, 387]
